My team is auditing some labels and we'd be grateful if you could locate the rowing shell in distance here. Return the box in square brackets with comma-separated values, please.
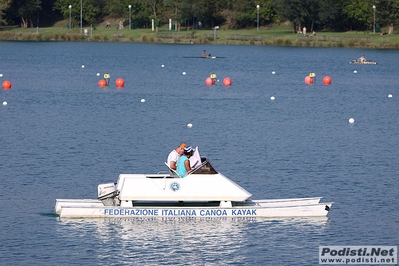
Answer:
[183, 56, 226, 59]
[349, 61, 377, 65]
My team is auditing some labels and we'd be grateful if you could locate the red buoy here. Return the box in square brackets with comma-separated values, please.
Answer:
[323, 76, 332, 85]
[115, 78, 125, 87]
[98, 79, 107, 87]
[2, 80, 12, 89]
[223, 77, 232, 86]
[304, 76, 314, 84]
[205, 77, 214, 86]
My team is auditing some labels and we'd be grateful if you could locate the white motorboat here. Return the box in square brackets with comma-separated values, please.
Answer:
[55, 157, 333, 219]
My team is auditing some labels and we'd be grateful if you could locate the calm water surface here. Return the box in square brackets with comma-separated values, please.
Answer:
[1, 42, 398, 265]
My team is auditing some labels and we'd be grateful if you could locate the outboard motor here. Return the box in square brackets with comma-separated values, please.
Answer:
[98, 183, 120, 206]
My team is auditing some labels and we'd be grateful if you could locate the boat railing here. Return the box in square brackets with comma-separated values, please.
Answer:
[164, 162, 180, 178]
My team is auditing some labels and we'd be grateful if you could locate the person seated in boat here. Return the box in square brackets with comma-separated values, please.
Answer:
[202, 50, 207, 57]
[167, 143, 186, 170]
[358, 55, 366, 62]
[176, 146, 194, 178]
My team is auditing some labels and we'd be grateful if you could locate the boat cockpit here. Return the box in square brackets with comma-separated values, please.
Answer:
[190, 157, 218, 175]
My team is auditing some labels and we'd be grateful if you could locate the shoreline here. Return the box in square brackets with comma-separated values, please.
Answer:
[1, 27, 398, 49]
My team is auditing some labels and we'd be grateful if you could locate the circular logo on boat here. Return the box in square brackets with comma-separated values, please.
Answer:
[170, 182, 180, 191]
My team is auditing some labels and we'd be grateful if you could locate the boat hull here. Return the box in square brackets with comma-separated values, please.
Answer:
[56, 197, 332, 219]
[55, 199, 104, 214]
[349, 61, 377, 65]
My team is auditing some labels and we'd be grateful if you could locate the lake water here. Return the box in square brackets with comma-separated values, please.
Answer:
[1, 42, 398, 265]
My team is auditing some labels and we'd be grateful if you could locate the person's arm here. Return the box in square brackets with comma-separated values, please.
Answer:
[184, 159, 191, 172]
[170, 161, 177, 170]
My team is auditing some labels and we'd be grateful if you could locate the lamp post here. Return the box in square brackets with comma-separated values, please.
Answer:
[128, 5, 131, 30]
[80, 0, 82, 33]
[256, 5, 260, 31]
[372, 5, 376, 33]
[69, 5, 72, 29]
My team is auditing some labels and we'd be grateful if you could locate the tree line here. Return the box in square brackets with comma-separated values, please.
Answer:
[0, 0, 398, 33]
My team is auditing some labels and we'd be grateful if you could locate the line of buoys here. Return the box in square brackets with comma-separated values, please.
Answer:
[115, 78, 125, 87]
[97, 74, 124, 87]
[304, 73, 332, 85]
[206, 74, 233, 86]
[2, 80, 12, 89]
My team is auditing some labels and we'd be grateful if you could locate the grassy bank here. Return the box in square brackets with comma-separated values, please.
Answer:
[1, 21, 398, 49]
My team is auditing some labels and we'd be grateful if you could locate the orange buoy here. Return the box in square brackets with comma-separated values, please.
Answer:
[323, 76, 332, 85]
[98, 79, 107, 87]
[2, 80, 12, 89]
[223, 77, 232, 86]
[115, 78, 125, 87]
[304, 76, 314, 84]
[205, 77, 214, 86]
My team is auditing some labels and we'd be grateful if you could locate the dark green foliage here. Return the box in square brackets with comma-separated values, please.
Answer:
[1, 0, 399, 31]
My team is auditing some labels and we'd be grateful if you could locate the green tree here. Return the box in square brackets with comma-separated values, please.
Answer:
[53, 0, 100, 27]
[341, 0, 373, 31]
[0, 0, 11, 25]
[318, 0, 344, 31]
[8, 0, 42, 27]
[226, 0, 273, 29]
[194, 0, 227, 29]
[273, 0, 303, 32]
[141, 0, 165, 30]
[163, 0, 190, 30]
[373, 0, 399, 30]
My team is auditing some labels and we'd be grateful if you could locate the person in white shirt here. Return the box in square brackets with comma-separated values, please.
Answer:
[358, 55, 366, 62]
[167, 143, 186, 170]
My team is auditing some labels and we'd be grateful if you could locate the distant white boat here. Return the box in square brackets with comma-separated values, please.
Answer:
[55, 156, 333, 219]
[349, 60, 377, 65]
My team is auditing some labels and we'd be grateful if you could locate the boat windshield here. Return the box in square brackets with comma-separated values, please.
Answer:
[190, 157, 218, 175]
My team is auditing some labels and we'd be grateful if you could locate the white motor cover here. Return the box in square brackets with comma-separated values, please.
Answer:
[98, 183, 117, 200]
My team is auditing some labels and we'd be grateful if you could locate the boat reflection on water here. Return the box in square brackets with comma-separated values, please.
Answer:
[57, 217, 330, 241]
[59, 216, 329, 230]
[55, 217, 329, 263]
